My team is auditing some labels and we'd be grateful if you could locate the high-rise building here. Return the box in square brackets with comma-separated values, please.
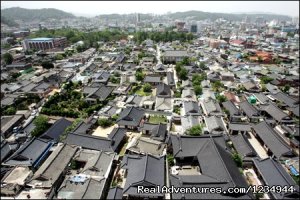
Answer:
[190, 24, 198, 33]
[136, 13, 141, 25]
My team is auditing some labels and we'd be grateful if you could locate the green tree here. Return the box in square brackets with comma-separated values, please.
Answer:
[175, 62, 183, 73]
[261, 84, 267, 92]
[260, 76, 274, 84]
[3, 53, 13, 64]
[11, 72, 21, 79]
[55, 54, 64, 60]
[194, 85, 203, 95]
[181, 57, 190, 65]
[186, 125, 203, 136]
[216, 94, 227, 103]
[3, 107, 16, 115]
[212, 80, 224, 92]
[232, 153, 243, 168]
[143, 83, 152, 93]
[283, 85, 290, 93]
[111, 114, 119, 121]
[135, 71, 145, 81]
[178, 68, 188, 80]
[199, 62, 206, 69]
[98, 118, 113, 128]
[41, 61, 54, 69]
[31, 115, 50, 137]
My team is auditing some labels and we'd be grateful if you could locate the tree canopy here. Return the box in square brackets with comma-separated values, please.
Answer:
[143, 83, 152, 93]
[41, 61, 54, 69]
[3, 53, 13, 64]
[31, 115, 50, 137]
[186, 125, 203, 136]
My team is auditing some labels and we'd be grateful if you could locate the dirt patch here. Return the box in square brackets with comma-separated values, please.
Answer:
[92, 125, 116, 138]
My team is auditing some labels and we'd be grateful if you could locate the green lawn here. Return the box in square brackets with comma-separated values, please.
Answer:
[135, 87, 152, 96]
[149, 115, 167, 124]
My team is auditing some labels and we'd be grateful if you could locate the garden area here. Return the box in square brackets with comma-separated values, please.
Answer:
[186, 124, 204, 136]
[129, 83, 153, 96]
[41, 81, 105, 118]
[148, 115, 167, 124]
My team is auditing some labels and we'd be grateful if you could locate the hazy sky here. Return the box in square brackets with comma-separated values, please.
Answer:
[1, 1, 299, 17]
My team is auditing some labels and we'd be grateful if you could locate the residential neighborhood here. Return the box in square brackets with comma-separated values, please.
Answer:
[1, 1, 300, 199]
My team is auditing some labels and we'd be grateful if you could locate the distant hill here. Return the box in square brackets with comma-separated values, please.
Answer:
[96, 10, 291, 22]
[1, 15, 19, 27]
[167, 10, 292, 21]
[1, 7, 292, 27]
[1, 7, 74, 26]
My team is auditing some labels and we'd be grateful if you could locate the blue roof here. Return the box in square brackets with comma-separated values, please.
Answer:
[289, 165, 299, 176]
[28, 37, 53, 41]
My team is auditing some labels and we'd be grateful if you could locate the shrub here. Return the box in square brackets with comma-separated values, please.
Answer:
[232, 153, 243, 168]
[167, 154, 175, 166]
[186, 125, 203, 136]
[143, 83, 152, 93]
[3, 107, 16, 115]
[98, 118, 113, 128]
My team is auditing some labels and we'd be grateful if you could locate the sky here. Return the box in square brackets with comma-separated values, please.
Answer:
[1, 1, 299, 17]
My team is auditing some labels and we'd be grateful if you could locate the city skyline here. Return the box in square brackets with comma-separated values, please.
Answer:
[1, 1, 299, 17]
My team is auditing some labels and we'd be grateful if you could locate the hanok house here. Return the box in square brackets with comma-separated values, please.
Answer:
[126, 136, 166, 156]
[116, 107, 145, 130]
[27, 144, 78, 199]
[204, 116, 227, 134]
[140, 123, 167, 142]
[183, 101, 202, 116]
[162, 50, 189, 64]
[170, 134, 253, 199]
[5, 62, 32, 72]
[57, 149, 117, 199]
[222, 100, 244, 122]
[83, 84, 114, 104]
[144, 75, 162, 86]
[0, 166, 33, 197]
[120, 154, 165, 199]
[259, 102, 294, 125]
[1, 141, 19, 164]
[239, 101, 261, 123]
[200, 99, 223, 116]
[92, 71, 111, 84]
[228, 124, 257, 163]
[181, 115, 202, 134]
[65, 128, 126, 153]
[166, 72, 175, 89]
[252, 121, 295, 159]
[156, 83, 171, 98]
[181, 88, 197, 101]
[272, 91, 299, 109]
[39, 118, 72, 142]
[155, 97, 173, 112]
[1, 115, 24, 138]
[252, 157, 300, 199]
[3, 138, 53, 168]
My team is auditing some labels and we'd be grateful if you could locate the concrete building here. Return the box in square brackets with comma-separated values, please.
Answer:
[190, 24, 198, 33]
[22, 37, 67, 51]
